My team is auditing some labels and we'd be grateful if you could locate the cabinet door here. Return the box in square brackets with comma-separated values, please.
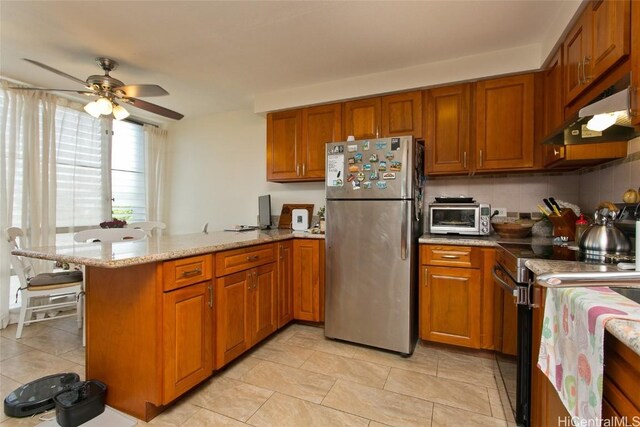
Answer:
[425, 84, 471, 175]
[543, 47, 564, 137]
[343, 97, 381, 140]
[564, 12, 591, 104]
[250, 263, 277, 345]
[301, 104, 342, 180]
[214, 271, 250, 369]
[589, 0, 630, 82]
[475, 74, 534, 171]
[420, 266, 480, 348]
[293, 239, 324, 322]
[381, 91, 423, 138]
[266, 110, 302, 181]
[276, 241, 294, 328]
[163, 282, 213, 403]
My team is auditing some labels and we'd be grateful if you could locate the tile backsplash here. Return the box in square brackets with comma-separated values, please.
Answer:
[423, 136, 640, 216]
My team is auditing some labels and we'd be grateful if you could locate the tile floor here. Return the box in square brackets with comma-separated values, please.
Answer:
[0, 320, 517, 426]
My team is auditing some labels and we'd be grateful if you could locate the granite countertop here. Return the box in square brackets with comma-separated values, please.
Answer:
[12, 229, 324, 269]
[418, 232, 556, 247]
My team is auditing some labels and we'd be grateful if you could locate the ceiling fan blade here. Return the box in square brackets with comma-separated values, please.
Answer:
[114, 84, 169, 98]
[8, 87, 94, 95]
[23, 58, 88, 87]
[127, 97, 184, 120]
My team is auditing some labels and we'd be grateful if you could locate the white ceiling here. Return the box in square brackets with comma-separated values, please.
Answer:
[0, 1, 580, 124]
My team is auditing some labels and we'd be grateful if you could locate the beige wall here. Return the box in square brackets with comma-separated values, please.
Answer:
[164, 109, 324, 234]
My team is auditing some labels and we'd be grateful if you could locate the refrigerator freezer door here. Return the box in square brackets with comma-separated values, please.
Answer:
[326, 136, 414, 200]
[324, 199, 417, 354]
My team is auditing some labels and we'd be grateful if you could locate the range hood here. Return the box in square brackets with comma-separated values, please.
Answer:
[544, 78, 638, 146]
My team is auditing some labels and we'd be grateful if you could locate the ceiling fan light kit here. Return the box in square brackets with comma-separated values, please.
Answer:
[13, 57, 183, 120]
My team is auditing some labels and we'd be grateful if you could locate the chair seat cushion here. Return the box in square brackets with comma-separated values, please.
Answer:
[28, 270, 83, 286]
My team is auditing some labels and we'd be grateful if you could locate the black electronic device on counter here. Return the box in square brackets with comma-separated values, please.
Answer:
[4, 372, 80, 417]
[54, 380, 107, 427]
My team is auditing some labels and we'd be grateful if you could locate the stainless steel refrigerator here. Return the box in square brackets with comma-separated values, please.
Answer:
[324, 135, 424, 355]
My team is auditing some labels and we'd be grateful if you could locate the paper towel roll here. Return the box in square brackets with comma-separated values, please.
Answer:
[636, 220, 640, 271]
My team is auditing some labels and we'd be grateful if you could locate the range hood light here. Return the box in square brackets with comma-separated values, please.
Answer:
[586, 111, 620, 132]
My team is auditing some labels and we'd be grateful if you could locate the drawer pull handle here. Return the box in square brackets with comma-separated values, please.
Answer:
[246, 255, 259, 262]
[441, 255, 460, 259]
[181, 267, 201, 277]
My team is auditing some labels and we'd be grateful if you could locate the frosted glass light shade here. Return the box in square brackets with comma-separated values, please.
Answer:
[112, 104, 130, 120]
[96, 97, 113, 115]
[84, 101, 102, 118]
[586, 112, 617, 132]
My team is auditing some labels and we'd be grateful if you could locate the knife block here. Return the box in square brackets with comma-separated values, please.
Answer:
[548, 208, 578, 240]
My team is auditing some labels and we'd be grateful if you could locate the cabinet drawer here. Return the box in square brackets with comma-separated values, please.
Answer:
[163, 255, 213, 291]
[422, 245, 480, 268]
[215, 243, 275, 277]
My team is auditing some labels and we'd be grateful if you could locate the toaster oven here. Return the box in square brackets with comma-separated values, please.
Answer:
[428, 203, 491, 235]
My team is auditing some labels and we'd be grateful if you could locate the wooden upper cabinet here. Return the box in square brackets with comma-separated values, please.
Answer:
[589, 0, 630, 81]
[475, 74, 535, 171]
[425, 84, 471, 175]
[343, 97, 381, 140]
[301, 104, 342, 180]
[564, 0, 630, 105]
[543, 47, 564, 137]
[632, 0, 640, 126]
[564, 12, 591, 103]
[266, 110, 302, 181]
[267, 104, 340, 182]
[380, 91, 423, 138]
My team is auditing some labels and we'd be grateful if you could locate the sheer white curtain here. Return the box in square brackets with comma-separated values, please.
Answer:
[0, 81, 57, 327]
[144, 125, 167, 223]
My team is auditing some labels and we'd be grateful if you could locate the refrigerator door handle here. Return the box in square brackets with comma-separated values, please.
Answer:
[401, 200, 408, 260]
[401, 139, 409, 199]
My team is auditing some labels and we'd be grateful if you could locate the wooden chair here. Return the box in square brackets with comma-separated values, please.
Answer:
[126, 221, 166, 237]
[6, 227, 83, 339]
[73, 228, 147, 243]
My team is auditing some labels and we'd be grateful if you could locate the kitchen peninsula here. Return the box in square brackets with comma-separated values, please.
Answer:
[12, 229, 324, 421]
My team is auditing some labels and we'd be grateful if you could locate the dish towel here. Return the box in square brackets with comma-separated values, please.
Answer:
[537, 287, 640, 423]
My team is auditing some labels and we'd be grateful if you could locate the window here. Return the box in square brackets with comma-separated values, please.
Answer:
[112, 121, 146, 222]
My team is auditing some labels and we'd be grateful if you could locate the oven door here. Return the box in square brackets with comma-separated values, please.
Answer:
[493, 263, 532, 427]
[429, 205, 479, 234]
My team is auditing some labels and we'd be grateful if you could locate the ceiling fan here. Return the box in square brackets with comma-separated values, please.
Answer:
[12, 57, 184, 120]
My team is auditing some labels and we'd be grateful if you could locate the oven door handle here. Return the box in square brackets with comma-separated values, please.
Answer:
[493, 264, 517, 297]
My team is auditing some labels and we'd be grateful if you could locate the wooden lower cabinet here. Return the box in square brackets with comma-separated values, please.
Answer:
[162, 281, 213, 404]
[419, 244, 494, 350]
[214, 264, 276, 369]
[293, 239, 325, 322]
[276, 240, 294, 328]
[420, 265, 481, 348]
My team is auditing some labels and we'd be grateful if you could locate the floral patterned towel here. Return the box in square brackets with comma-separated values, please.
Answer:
[537, 287, 640, 423]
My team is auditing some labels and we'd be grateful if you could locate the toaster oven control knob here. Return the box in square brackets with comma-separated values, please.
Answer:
[481, 220, 488, 226]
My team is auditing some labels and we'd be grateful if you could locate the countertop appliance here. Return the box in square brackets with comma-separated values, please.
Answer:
[428, 202, 491, 235]
[325, 136, 424, 355]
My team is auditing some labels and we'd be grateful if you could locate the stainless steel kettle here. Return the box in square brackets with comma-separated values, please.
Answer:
[579, 208, 631, 260]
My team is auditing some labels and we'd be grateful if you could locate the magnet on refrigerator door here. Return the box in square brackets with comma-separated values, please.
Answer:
[376, 181, 387, 189]
[369, 153, 378, 162]
[385, 151, 394, 160]
[379, 161, 386, 171]
[382, 172, 396, 180]
[352, 180, 361, 190]
[369, 171, 379, 180]
[347, 174, 355, 182]
[391, 138, 400, 150]
[356, 172, 365, 182]
[363, 164, 372, 171]
[363, 181, 372, 189]
[348, 144, 357, 152]
[329, 145, 344, 154]
[375, 141, 387, 150]
[362, 141, 370, 150]
[354, 153, 363, 163]
[389, 161, 402, 171]
[348, 164, 360, 173]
